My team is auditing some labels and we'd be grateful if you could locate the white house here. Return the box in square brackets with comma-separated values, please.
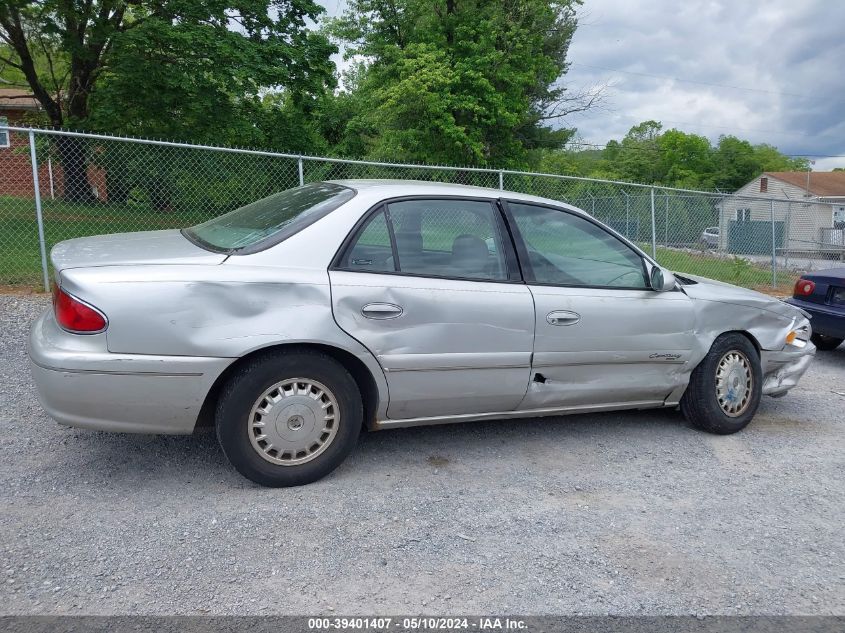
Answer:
[718, 171, 845, 253]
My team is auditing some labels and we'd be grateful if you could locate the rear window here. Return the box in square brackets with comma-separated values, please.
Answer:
[183, 182, 355, 254]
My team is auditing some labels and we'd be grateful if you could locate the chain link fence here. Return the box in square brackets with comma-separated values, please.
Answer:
[2, 125, 843, 292]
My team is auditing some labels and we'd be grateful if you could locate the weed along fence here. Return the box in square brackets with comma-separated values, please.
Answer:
[2, 125, 842, 291]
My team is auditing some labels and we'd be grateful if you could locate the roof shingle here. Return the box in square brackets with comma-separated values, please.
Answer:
[766, 171, 845, 197]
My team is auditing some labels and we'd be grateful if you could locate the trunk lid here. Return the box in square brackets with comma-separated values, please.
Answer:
[797, 268, 845, 306]
[50, 229, 227, 273]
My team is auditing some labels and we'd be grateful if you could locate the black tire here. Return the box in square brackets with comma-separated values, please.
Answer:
[680, 333, 762, 435]
[811, 333, 843, 351]
[216, 349, 362, 487]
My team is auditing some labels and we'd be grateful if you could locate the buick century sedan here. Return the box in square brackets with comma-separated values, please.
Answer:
[30, 180, 816, 486]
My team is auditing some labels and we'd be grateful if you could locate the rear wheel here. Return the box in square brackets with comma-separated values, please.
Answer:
[811, 333, 843, 351]
[681, 333, 762, 435]
[216, 350, 362, 487]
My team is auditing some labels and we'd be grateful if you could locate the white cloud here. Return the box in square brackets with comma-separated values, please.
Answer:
[565, 0, 845, 168]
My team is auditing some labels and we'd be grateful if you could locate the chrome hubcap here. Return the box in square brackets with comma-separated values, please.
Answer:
[715, 351, 753, 417]
[248, 378, 339, 466]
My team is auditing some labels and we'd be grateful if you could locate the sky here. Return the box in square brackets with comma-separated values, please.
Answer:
[319, 0, 845, 171]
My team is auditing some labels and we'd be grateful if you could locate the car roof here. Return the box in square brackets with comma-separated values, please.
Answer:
[325, 179, 585, 211]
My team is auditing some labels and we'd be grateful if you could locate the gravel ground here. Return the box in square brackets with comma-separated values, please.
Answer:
[1, 294, 843, 616]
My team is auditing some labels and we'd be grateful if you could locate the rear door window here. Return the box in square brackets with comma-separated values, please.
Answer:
[387, 199, 510, 281]
[337, 198, 516, 282]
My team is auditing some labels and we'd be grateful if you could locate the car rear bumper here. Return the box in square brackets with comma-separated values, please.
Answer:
[785, 298, 845, 339]
[28, 310, 234, 434]
[759, 343, 816, 397]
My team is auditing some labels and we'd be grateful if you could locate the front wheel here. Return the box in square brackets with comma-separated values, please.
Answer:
[811, 333, 843, 351]
[681, 333, 762, 435]
[216, 350, 363, 487]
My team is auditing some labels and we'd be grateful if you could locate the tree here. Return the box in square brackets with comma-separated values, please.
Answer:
[0, 0, 334, 200]
[613, 120, 664, 184]
[656, 129, 714, 189]
[712, 136, 808, 190]
[326, 0, 599, 167]
[579, 123, 809, 190]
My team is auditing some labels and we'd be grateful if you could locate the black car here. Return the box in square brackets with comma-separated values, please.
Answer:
[786, 267, 845, 351]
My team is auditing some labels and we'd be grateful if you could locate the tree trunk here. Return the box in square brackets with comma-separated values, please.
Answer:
[55, 134, 96, 203]
[105, 170, 131, 205]
[56, 62, 97, 203]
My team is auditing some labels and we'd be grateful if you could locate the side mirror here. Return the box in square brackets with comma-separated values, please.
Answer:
[649, 265, 676, 292]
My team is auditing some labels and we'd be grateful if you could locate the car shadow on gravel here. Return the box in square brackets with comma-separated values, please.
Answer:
[48, 426, 244, 491]
[47, 408, 688, 490]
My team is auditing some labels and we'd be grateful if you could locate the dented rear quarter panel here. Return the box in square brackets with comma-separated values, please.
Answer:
[57, 263, 391, 420]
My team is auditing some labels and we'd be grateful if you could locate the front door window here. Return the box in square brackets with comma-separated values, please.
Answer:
[507, 202, 648, 289]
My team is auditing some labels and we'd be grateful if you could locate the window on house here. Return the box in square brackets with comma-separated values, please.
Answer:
[760, 177, 768, 193]
[0, 116, 9, 149]
[834, 207, 845, 228]
[736, 208, 751, 222]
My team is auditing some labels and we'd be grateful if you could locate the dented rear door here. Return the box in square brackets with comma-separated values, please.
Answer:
[329, 271, 535, 420]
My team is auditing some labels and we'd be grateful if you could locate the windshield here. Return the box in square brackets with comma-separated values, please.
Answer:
[183, 182, 355, 253]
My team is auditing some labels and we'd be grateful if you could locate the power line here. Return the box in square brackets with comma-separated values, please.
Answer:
[570, 62, 805, 98]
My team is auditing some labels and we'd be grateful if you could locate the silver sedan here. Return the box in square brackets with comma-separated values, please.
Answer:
[29, 180, 816, 486]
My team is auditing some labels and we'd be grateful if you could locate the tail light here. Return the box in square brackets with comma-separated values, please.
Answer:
[793, 278, 816, 297]
[53, 286, 108, 333]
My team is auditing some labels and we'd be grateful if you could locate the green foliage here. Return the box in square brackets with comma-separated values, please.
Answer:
[728, 255, 754, 283]
[324, 0, 584, 167]
[87, 3, 336, 147]
[1, 0, 338, 202]
[1, 0, 335, 129]
[539, 122, 810, 191]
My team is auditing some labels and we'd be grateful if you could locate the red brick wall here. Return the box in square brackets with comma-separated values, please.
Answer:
[1, 116, 109, 201]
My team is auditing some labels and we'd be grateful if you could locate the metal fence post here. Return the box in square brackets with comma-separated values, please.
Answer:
[770, 199, 777, 288]
[47, 156, 55, 200]
[28, 130, 51, 292]
[650, 187, 657, 259]
[622, 190, 630, 238]
[664, 194, 669, 246]
[498, 170, 504, 191]
[297, 156, 304, 186]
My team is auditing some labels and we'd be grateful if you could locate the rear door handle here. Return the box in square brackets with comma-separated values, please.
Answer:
[546, 310, 580, 326]
[361, 303, 403, 320]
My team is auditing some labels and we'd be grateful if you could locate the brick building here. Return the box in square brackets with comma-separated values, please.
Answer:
[0, 87, 108, 201]
[0, 87, 50, 198]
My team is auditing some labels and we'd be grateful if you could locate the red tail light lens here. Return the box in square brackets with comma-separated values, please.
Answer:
[53, 287, 107, 333]
[793, 278, 816, 297]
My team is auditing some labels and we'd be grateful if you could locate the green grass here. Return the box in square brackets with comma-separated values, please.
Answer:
[653, 247, 792, 295]
[0, 195, 214, 287]
[0, 195, 794, 293]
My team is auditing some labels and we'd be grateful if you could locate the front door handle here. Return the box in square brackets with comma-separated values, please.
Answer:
[546, 310, 580, 326]
[361, 302, 404, 320]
